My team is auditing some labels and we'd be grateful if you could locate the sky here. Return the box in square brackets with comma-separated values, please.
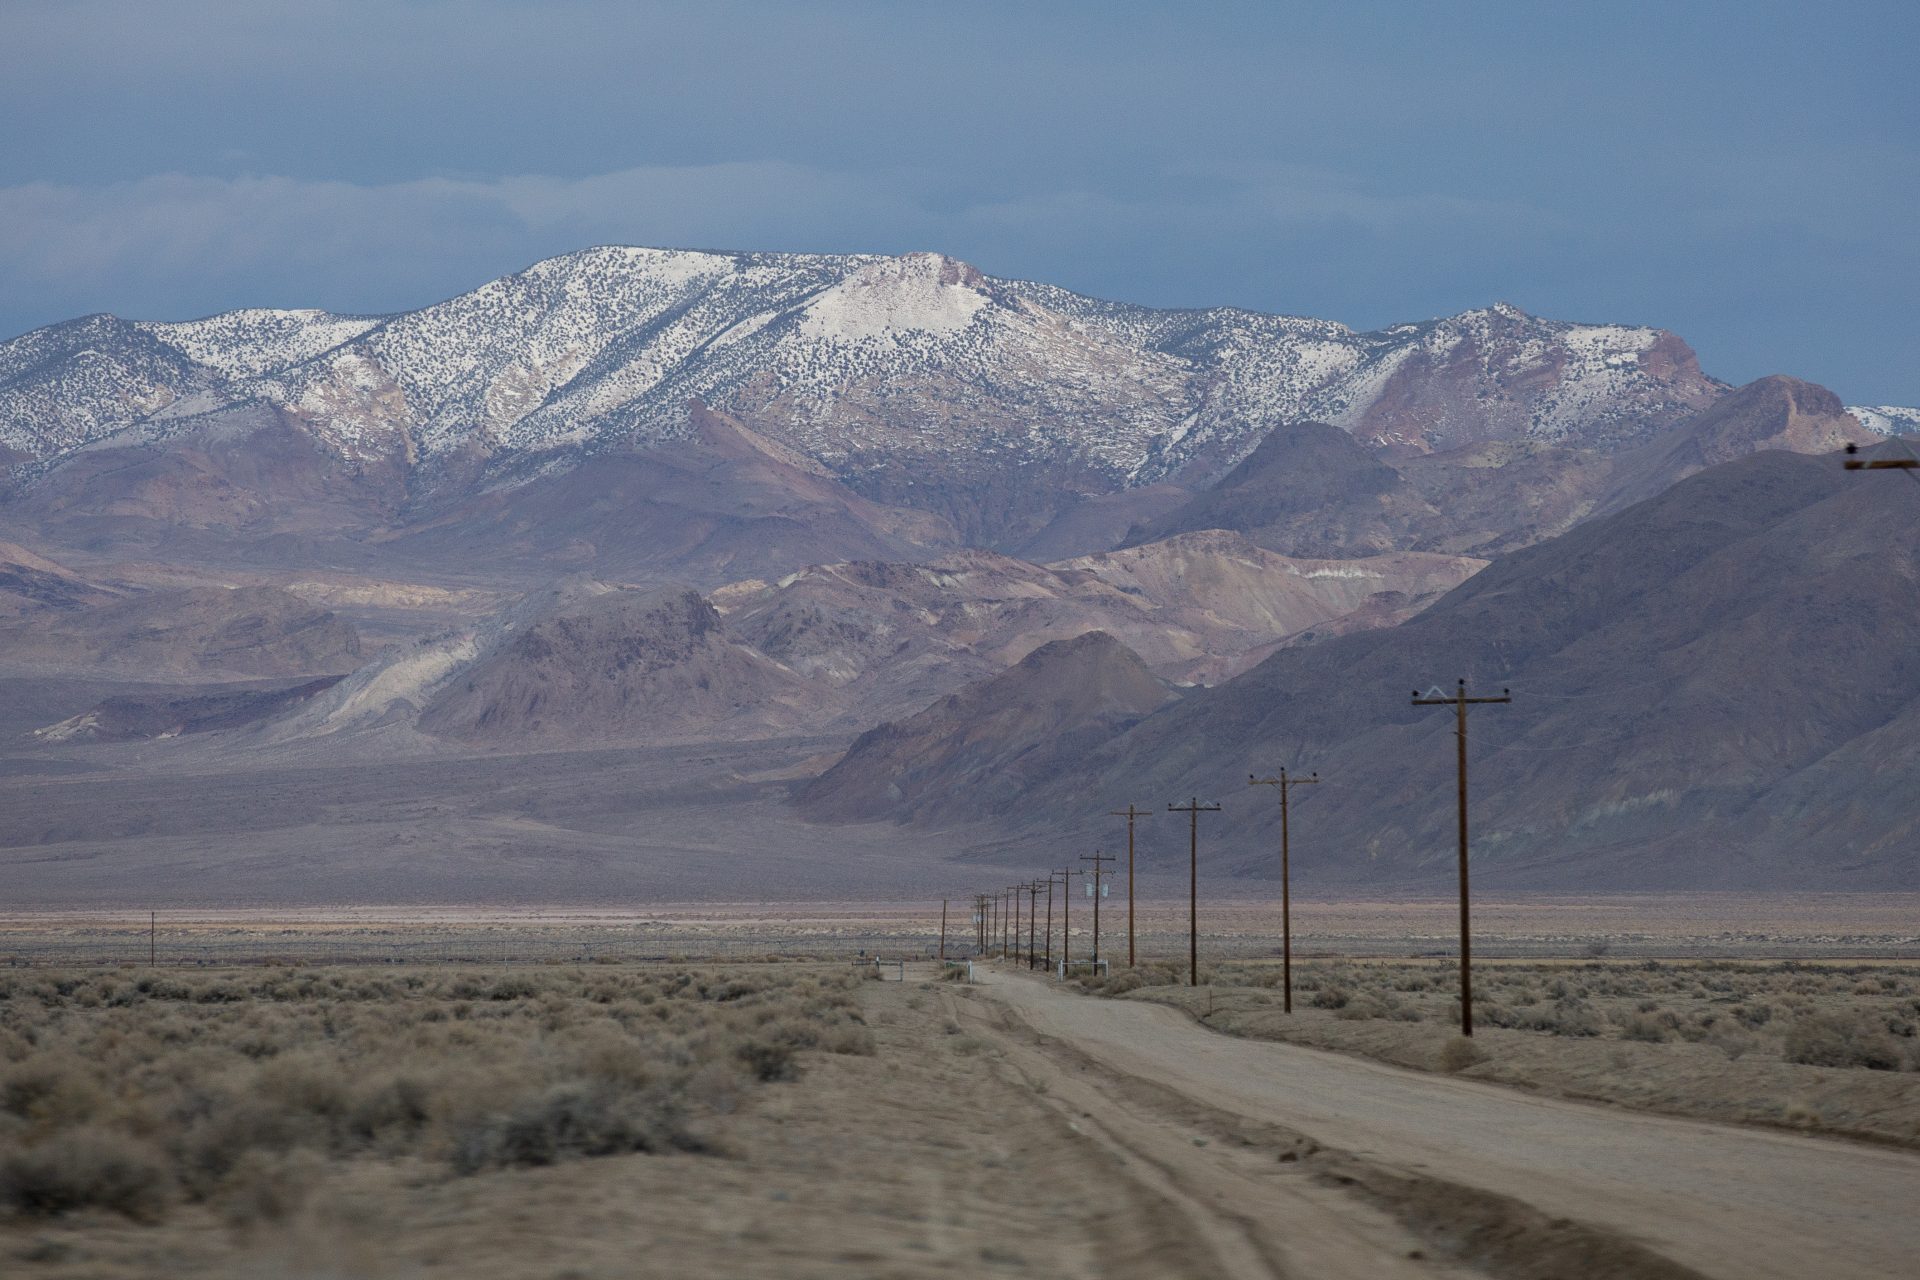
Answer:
[2, 0, 1914, 404]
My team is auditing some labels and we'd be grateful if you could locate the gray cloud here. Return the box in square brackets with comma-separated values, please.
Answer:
[0, 1, 1914, 401]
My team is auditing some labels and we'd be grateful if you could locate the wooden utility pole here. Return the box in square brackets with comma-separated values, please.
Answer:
[1056, 867, 1083, 969]
[1025, 881, 1043, 969]
[1412, 678, 1511, 1036]
[1021, 886, 1036, 967]
[1108, 806, 1150, 966]
[1005, 888, 1017, 961]
[1249, 769, 1318, 1013]
[939, 899, 948, 963]
[149, 911, 156, 968]
[1043, 873, 1056, 970]
[1167, 798, 1222, 987]
[1079, 850, 1116, 965]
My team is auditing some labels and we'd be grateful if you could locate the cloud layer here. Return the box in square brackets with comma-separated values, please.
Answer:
[1, 1, 1914, 401]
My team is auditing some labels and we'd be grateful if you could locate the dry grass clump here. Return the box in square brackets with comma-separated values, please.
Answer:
[1077, 961, 1186, 995]
[1783, 1011, 1913, 1071]
[0, 964, 872, 1222]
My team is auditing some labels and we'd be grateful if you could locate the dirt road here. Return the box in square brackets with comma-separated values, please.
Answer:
[955, 964, 1920, 1280]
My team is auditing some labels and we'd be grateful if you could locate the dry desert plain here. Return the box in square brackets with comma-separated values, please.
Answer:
[2, 895, 1918, 1279]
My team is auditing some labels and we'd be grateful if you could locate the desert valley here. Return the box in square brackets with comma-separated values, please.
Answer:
[4, 6, 1919, 1273]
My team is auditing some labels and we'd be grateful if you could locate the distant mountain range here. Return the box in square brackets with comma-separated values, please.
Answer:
[3, 244, 1916, 900]
[0, 245, 1790, 566]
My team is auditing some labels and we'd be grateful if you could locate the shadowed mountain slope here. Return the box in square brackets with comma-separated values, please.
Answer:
[0, 540, 121, 616]
[1126, 376, 1875, 560]
[796, 631, 1178, 825]
[386, 401, 958, 585]
[809, 447, 1920, 890]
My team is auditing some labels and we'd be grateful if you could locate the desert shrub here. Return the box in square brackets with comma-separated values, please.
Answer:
[1520, 996, 1605, 1037]
[1619, 1013, 1671, 1043]
[1076, 961, 1183, 995]
[734, 1037, 799, 1082]
[0, 1129, 174, 1220]
[0, 963, 875, 1217]
[1783, 1013, 1906, 1071]
[1710, 1028, 1758, 1060]
[1477, 1002, 1520, 1029]
[449, 1081, 703, 1173]
[1438, 1037, 1485, 1072]
[1310, 985, 1350, 1010]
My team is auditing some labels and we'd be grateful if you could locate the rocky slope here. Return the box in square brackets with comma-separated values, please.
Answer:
[34, 676, 347, 743]
[0, 539, 121, 616]
[1126, 376, 1874, 559]
[714, 533, 1483, 717]
[802, 448, 1920, 890]
[411, 584, 834, 743]
[796, 631, 1178, 825]
[386, 400, 959, 584]
[0, 583, 362, 678]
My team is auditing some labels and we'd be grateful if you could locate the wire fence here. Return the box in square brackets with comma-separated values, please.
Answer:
[0, 921, 962, 969]
[4, 914, 1914, 969]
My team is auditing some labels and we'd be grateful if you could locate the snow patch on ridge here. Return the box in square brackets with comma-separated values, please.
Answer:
[1849, 405, 1920, 436]
[797, 254, 989, 342]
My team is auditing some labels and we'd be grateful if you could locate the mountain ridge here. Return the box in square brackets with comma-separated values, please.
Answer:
[0, 247, 1726, 547]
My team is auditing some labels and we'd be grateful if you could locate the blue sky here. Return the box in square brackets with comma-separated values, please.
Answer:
[3, 0, 1914, 403]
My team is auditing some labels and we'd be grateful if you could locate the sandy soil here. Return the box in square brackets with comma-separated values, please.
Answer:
[11, 964, 1920, 1278]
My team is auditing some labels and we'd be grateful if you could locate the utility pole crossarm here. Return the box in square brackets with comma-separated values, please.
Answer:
[1411, 692, 1512, 705]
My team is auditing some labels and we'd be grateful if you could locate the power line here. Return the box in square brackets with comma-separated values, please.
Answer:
[1079, 850, 1116, 966]
[1055, 865, 1084, 970]
[1108, 805, 1151, 967]
[1167, 797, 1222, 988]
[1024, 880, 1045, 970]
[1411, 678, 1510, 1037]
[1249, 767, 1317, 1014]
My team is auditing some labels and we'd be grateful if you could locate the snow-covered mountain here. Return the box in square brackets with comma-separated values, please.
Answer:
[0, 247, 1723, 524]
[1849, 405, 1920, 436]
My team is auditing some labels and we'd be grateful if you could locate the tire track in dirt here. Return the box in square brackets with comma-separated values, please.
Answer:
[960, 971, 1920, 1280]
[943, 981, 1481, 1279]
